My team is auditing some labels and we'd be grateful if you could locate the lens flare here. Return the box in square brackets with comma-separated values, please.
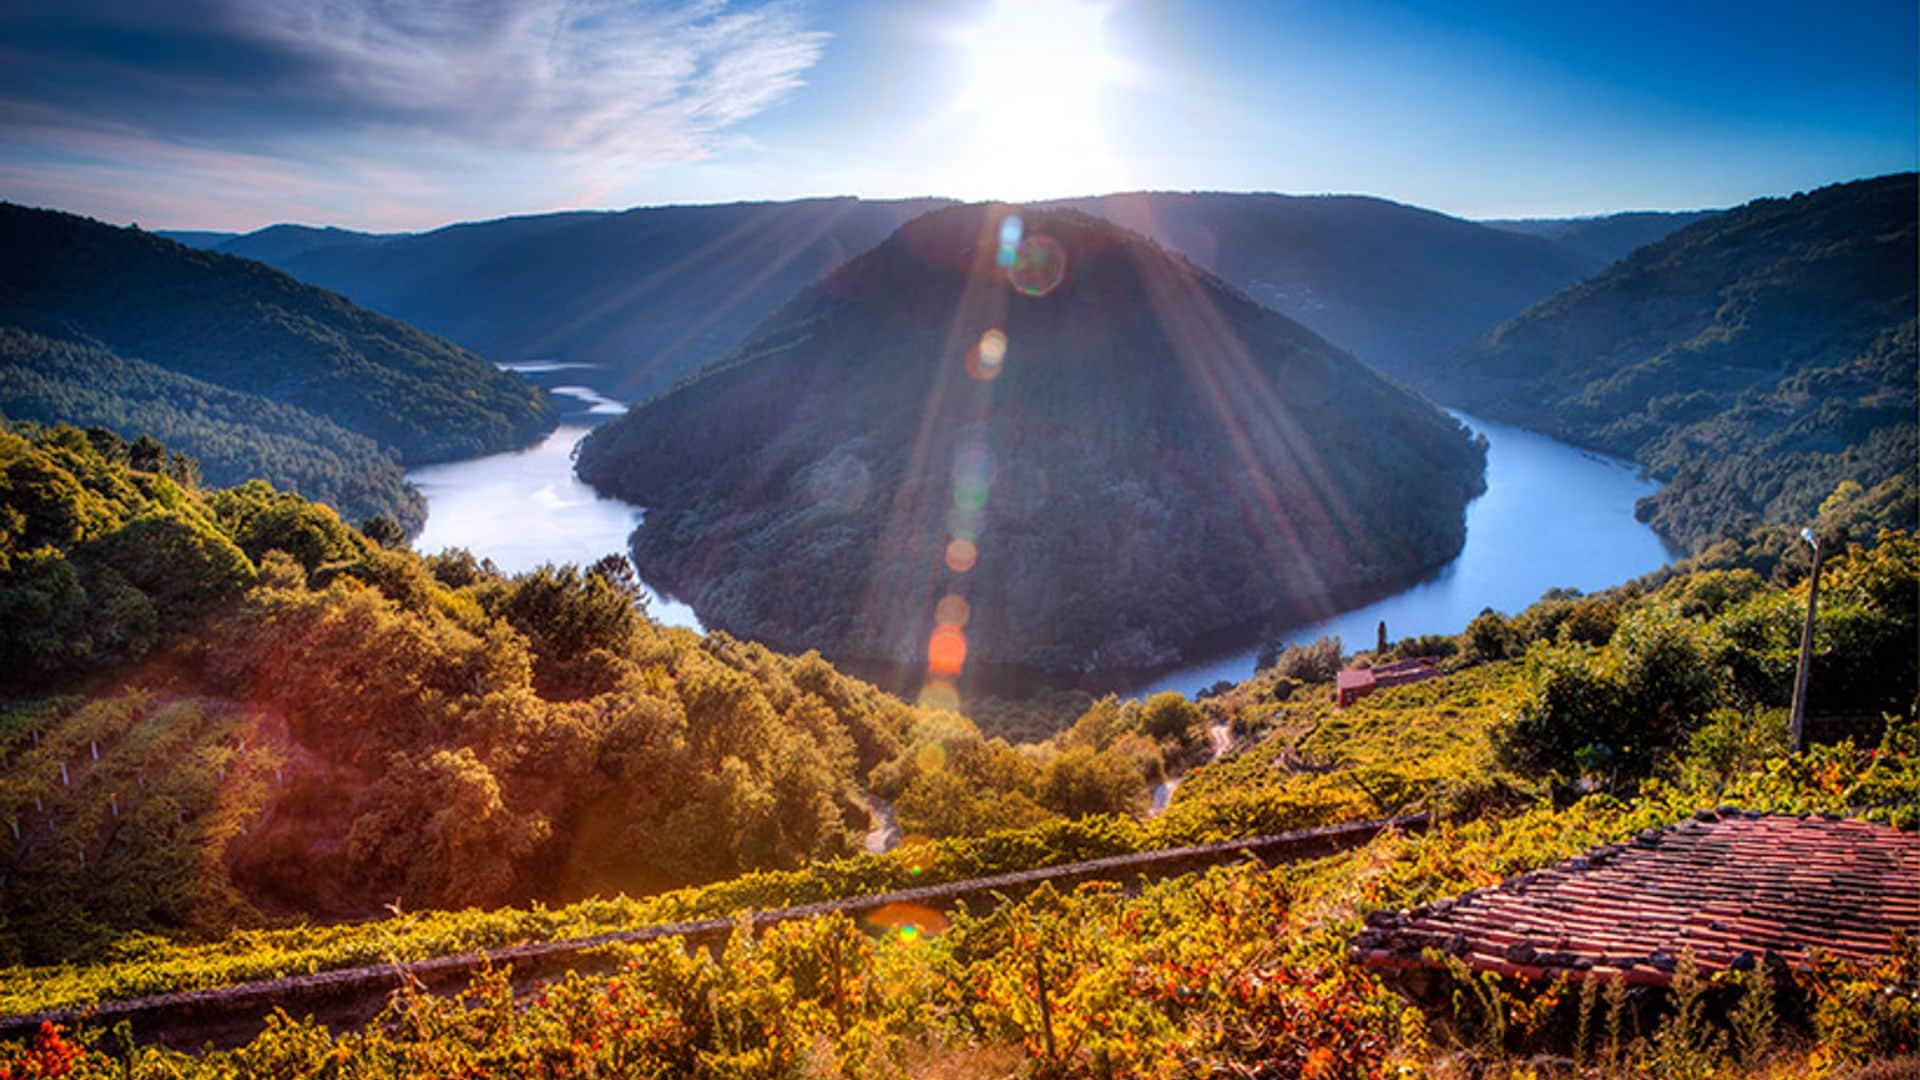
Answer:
[967, 327, 1009, 381]
[945, 538, 978, 573]
[865, 901, 950, 943]
[1009, 234, 1067, 296]
[928, 625, 968, 676]
[935, 594, 971, 628]
[979, 328, 1007, 363]
[917, 679, 961, 713]
[997, 215, 1024, 268]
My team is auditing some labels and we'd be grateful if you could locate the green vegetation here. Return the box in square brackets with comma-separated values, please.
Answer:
[0, 202, 558, 529]
[578, 204, 1487, 675]
[1445, 173, 1918, 550]
[0, 413, 1914, 1076]
[0, 329, 423, 528]
[2, 722, 1913, 1077]
[0, 422, 1197, 969]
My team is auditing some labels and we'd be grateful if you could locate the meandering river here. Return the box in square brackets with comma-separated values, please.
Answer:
[408, 418, 705, 631]
[410, 388, 1678, 697]
[1133, 412, 1682, 697]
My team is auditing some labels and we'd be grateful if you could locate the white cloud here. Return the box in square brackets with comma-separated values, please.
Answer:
[0, 0, 829, 228]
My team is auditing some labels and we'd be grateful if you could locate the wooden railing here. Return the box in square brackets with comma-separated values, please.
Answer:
[0, 813, 1429, 1051]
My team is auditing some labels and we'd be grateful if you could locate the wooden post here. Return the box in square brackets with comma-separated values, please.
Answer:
[1788, 534, 1824, 753]
[1035, 935, 1056, 1062]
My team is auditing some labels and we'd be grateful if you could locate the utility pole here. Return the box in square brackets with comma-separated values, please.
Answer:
[1788, 529, 1824, 752]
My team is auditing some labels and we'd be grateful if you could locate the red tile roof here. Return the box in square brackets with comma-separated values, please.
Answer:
[1355, 810, 1920, 986]
[1336, 669, 1375, 691]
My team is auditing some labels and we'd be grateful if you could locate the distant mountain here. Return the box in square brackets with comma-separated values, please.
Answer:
[577, 205, 1487, 678]
[1047, 192, 1605, 381]
[212, 224, 393, 264]
[1447, 174, 1917, 549]
[0, 203, 558, 527]
[1480, 210, 1718, 269]
[221, 198, 949, 402]
[161, 225, 392, 262]
[196, 191, 1648, 402]
[155, 229, 237, 250]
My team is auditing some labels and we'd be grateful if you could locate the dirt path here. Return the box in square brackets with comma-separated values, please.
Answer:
[1150, 720, 1236, 817]
[863, 794, 899, 853]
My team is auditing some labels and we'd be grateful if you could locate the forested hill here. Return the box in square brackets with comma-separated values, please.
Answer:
[0, 203, 554, 468]
[1444, 173, 1918, 550]
[0, 329, 422, 528]
[0, 420, 1217, 964]
[576, 204, 1487, 677]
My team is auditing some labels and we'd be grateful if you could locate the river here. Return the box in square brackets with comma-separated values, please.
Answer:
[1131, 411, 1682, 697]
[408, 413, 704, 631]
[410, 395, 1677, 695]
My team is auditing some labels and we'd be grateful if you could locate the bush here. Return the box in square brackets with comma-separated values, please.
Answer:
[1257, 635, 1343, 682]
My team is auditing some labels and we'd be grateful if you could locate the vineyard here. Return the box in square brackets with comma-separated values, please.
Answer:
[2, 423, 1917, 1076]
[0, 725, 1914, 1077]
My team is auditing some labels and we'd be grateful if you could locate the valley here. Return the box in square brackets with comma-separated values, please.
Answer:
[2, 139, 1914, 1080]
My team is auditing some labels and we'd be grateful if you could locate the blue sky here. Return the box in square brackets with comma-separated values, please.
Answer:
[1, 0, 1913, 231]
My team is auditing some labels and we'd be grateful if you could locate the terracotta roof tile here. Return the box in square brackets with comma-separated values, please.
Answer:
[1354, 812, 1919, 986]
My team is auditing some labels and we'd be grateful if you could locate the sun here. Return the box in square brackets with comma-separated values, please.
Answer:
[952, 0, 1127, 199]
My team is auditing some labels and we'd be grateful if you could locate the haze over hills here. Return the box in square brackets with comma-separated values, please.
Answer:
[576, 204, 1487, 679]
[1045, 192, 1700, 380]
[173, 199, 952, 403]
[160, 193, 1707, 402]
[1447, 173, 1918, 550]
[1479, 210, 1719, 269]
[0, 203, 557, 527]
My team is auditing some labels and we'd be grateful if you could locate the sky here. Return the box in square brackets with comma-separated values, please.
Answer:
[0, 0, 1913, 232]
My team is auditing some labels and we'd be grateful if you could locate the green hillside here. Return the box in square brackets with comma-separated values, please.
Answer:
[1, 424, 1913, 1075]
[0, 202, 555, 473]
[1446, 174, 1918, 550]
[0, 329, 422, 528]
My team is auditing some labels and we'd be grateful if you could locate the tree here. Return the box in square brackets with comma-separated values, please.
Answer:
[359, 514, 408, 550]
[128, 434, 166, 473]
[1038, 746, 1147, 819]
[1139, 692, 1203, 757]
[1460, 610, 1519, 664]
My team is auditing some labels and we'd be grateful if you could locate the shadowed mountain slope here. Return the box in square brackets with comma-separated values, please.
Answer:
[1047, 191, 1630, 381]
[0, 203, 554, 467]
[576, 204, 1487, 678]
[240, 198, 950, 402]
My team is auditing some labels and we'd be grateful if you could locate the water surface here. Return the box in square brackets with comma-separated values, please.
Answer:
[1131, 411, 1680, 697]
[410, 400, 1675, 691]
[408, 422, 703, 630]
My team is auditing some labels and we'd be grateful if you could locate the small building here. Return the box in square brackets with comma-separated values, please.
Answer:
[1334, 656, 1443, 707]
[1354, 810, 1919, 986]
